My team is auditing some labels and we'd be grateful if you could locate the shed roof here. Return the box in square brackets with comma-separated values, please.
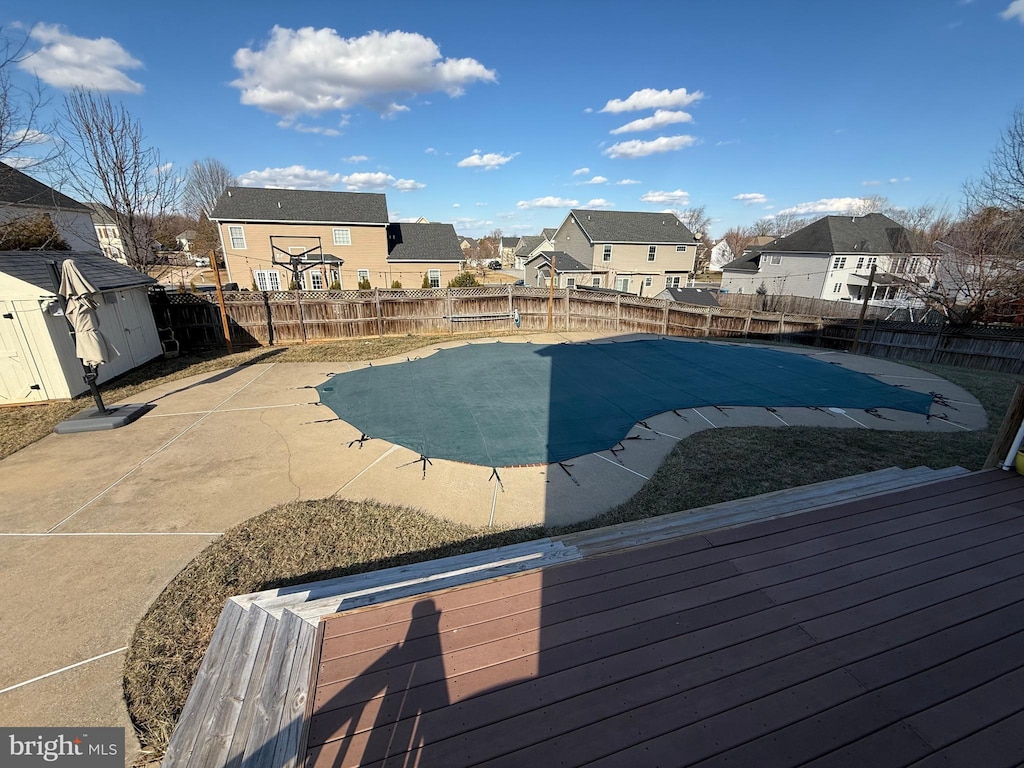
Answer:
[0, 162, 91, 212]
[304, 469, 1024, 767]
[571, 209, 697, 244]
[209, 186, 389, 224]
[0, 250, 155, 292]
[386, 222, 464, 262]
[661, 286, 721, 306]
[525, 250, 590, 272]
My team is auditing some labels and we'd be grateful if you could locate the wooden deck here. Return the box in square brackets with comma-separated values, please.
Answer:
[304, 469, 1024, 767]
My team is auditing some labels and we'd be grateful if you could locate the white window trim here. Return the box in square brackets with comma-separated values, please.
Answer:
[565, 276, 576, 288]
[310, 271, 324, 290]
[357, 269, 370, 281]
[768, 254, 782, 266]
[833, 256, 846, 269]
[675, 245, 686, 252]
[428, 269, 441, 289]
[254, 269, 281, 291]
[616, 277, 630, 292]
[333, 228, 352, 246]
[591, 276, 601, 287]
[229, 225, 246, 250]
[647, 246, 657, 262]
[602, 245, 612, 262]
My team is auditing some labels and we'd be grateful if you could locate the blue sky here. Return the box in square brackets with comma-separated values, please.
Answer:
[5, 0, 1024, 237]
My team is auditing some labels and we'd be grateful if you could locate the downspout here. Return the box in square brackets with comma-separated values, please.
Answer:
[1001, 419, 1024, 471]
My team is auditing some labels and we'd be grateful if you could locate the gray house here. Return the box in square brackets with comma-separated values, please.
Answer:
[543, 209, 699, 295]
[720, 213, 932, 308]
[1, 162, 101, 253]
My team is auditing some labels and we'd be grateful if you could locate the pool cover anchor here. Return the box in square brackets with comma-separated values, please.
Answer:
[348, 433, 373, 448]
[930, 391, 958, 411]
[557, 462, 580, 486]
[489, 467, 505, 492]
[397, 454, 433, 479]
[864, 408, 895, 422]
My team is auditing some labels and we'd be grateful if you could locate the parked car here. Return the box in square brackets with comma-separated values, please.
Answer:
[513, 279, 525, 286]
[193, 257, 210, 267]
[487, 260, 502, 270]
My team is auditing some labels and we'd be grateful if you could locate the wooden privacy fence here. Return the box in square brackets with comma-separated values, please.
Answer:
[154, 286, 1024, 374]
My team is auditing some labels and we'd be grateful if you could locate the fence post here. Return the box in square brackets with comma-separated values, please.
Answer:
[704, 309, 713, 337]
[662, 300, 670, 336]
[374, 288, 383, 337]
[294, 290, 307, 343]
[446, 289, 453, 335]
[866, 318, 879, 353]
[778, 313, 786, 341]
[815, 317, 824, 347]
[744, 309, 753, 338]
[564, 286, 571, 331]
[262, 291, 274, 346]
[615, 294, 622, 331]
[927, 323, 944, 364]
[507, 283, 514, 332]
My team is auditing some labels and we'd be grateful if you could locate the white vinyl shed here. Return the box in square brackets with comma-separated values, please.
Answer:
[0, 251, 162, 405]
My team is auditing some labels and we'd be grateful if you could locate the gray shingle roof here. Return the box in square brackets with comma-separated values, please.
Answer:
[500, 237, 519, 248]
[0, 250, 155, 292]
[525, 251, 590, 272]
[387, 223, 464, 262]
[514, 235, 545, 255]
[660, 286, 721, 307]
[0, 162, 90, 212]
[571, 209, 697, 244]
[767, 213, 924, 254]
[541, 228, 556, 240]
[209, 186, 389, 224]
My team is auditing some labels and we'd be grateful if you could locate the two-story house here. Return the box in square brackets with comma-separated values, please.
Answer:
[210, 187, 466, 290]
[720, 213, 933, 308]
[525, 209, 698, 295]
[85, 202, 127, 263]
[1, 161, 101, 253]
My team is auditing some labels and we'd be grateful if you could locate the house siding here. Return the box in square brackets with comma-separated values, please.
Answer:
[218, 221, 388, 289]
[0, 205, 101, 253]
[551, 216, 596, 267]
[593, 242, 695, 294]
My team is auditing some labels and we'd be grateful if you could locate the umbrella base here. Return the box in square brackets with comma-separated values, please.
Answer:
[55, 403, 154, 434]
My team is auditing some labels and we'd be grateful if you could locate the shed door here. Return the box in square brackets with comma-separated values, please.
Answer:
[0, 302, 45, 404]
[114, 290, 147, 365]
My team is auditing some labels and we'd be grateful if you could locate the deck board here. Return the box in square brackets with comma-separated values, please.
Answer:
[303, 470, 1024, 767]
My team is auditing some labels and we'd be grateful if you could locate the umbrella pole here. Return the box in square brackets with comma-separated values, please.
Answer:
[83, 364, 108, 414]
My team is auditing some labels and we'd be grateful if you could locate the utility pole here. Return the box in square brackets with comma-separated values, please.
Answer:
[851, 263, 876, 355]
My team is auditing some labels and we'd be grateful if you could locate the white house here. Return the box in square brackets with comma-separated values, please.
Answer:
[720, 213, 933, 308]
[1, 161, 102, 253]
[0, 251, 161, 405]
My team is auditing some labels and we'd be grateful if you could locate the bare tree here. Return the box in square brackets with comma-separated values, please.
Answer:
[965, 106, 1024, 212]
[181, 157, 234, 220]
[671, 205, 712, 271]
[59, 88, 181, 272]
[722, 226, 755, 262]
[751, 211, 806, 238]
[0, 27, 56, 168]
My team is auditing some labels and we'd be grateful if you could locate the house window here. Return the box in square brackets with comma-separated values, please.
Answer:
[665, 275, 681, 288]
[602, 245, 612, 262]
[644, 276, 653, 287]
[866, 256, 877, 268]
[330, 269, 340, 287]
[647, 245, 657, 262]
[310, 271, 324, 290]
[832, 256, 846, 269]
[592, 276, 601, 287]
[565, 276, 576, 288]
[676, 245, 686, 252]
[229, 225, 246, 249]
[357, 269, 370, 286]
[832, 282, 842, 294]
[333, 228, 351, 246]
[893, 257, 908, 274]
[616, 277, 630, 292]
[856, 257, 864, 270]
[768, 254, 782, 266]
[254, 270, 281, 291]
[428, 269, 441, 288]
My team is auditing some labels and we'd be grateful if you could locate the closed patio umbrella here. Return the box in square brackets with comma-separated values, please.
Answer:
[59, 260, 113, 367]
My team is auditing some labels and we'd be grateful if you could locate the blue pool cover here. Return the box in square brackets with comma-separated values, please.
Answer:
[315, 339, 934, 467]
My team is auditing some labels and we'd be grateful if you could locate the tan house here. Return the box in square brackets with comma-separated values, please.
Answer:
[210, 187, 390, 290]
[386, 222, 465, 287]
[527, 209, 699, 294]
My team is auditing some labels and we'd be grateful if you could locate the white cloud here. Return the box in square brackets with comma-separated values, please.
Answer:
[610, 109, 694, 135]
[1001, 0, 1024, 22]
[889, 176, 912, 184]
[457, 151, 517, 170]
[616, 178, 641, 185]
[10, 129, 51, 145]
[517, 196, 578, 209]
[231, 27, 496, 117]
[341, 155, 369, 163]
[2, 156, 38, 169]
[393, 178, 425, 191]
[733, 192, 767, 205]
[640, 189, 690, 205]
[585, 198, 615, 208]
[716, 139, 740, 147]
[452, 203, 461, 207]
[286, 122, 341, 136]
[581, 175, 608, 185]
[600, 87, 704, 113]
[340, 171, 425, 192]
[238, 165, 342, 189]
[155, 162, 174, 175]
[862, 180, 881, 186]
[475, 202, 487, 206]
[604, 135, 698, 159]
[21, 23, 143, 93]
[572, 167, 590, 176]
[425, 147, 438, 154]
[777, 197, 876, 216]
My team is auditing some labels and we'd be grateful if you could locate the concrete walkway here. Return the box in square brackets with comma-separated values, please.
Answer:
[0, 332, 987, 764]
